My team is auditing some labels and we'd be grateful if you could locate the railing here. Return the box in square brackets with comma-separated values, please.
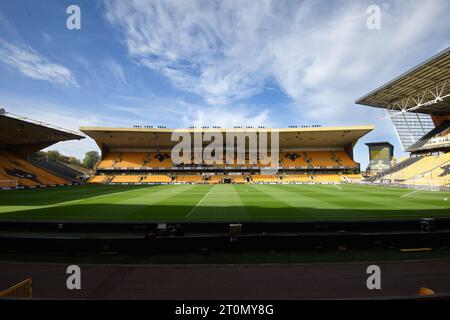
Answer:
[0, 278, 32, 298]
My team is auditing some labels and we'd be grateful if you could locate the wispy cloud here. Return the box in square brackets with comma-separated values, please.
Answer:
[103, 0, 275, 105]
[181, 105, 272, 129]
[0, 39, 78, 87]
[103, 0, 450, 109]
[109, 95, 273, 129]
[103, 57, 127, 86]
[41, 33, 55, 46]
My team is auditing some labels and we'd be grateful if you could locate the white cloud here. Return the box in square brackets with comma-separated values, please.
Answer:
[0, 39, 78, 87]
[41, 33, 55, 46]
[109, 95, 273, 129]
[103, 0, 275, 105]
[181, 105, 272, 129]
[102, 0, 450, 168]
[103, 0, 450, 109]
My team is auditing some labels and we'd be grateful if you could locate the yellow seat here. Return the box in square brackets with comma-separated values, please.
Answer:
[111, 175, 142, 183]
[175, 175, 204, 183]
[143, 175, 173, 183]
[314, 174, 342, 183]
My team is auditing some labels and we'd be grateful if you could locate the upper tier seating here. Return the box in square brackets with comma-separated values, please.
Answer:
[334, 151, 358, 167]
[149, 152, 172, 168]
[113, 153, 147, 168]
[97, 152, 121, 168]
[97, 152, 173, 168]
[308, 151, 338, 167]
[281, 152, 309, 167]
[280, 151, 357, 168]
[97, 150, 358, 169]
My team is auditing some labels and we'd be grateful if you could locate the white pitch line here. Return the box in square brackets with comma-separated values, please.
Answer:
[58, 186, 155, 206]
[401, 190, 419, 198]
[2, 186, 156, 215]
[186, 185, 217, 218]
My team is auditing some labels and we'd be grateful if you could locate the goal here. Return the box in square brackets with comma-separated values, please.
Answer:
[0, 180, 18, 189]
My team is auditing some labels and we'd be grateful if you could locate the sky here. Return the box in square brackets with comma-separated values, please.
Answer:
[0, 0, 449, 169]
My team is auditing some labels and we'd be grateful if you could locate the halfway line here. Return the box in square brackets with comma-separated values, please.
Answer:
[186, 185, 216, 218]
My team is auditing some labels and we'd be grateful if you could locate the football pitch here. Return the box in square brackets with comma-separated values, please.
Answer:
[0, 184, 449, 221]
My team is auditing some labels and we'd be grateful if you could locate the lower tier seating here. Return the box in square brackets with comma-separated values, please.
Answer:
[175, 175, 204, 183]
[279, 174, 313, 182]
[88, 173, 360, 184]
[313, 174, 342, 183]
[0, 151, 69, 187]
[382, 153, 449, 186]
[112, 175, 143, 183]
[143, 175, 173, 183]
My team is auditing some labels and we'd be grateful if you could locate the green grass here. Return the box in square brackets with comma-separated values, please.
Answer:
[0, 184, 449, 221]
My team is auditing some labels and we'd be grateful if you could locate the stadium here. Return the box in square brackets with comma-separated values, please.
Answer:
[0, 46, 449, 300]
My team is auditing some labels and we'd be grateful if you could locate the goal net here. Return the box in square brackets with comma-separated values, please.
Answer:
[405, 176, 449, 192]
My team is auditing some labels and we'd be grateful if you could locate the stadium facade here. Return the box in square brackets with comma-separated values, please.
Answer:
[356, 46, 450, 190]
[80, 125, 373, 185]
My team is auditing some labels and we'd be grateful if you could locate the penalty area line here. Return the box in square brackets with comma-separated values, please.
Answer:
[185, 185, 217, 218]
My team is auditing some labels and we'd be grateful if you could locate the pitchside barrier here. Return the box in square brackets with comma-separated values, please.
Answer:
[0, 278, 32, 298]
[0, 180, 17, 190]
[2, 219, 450, 253]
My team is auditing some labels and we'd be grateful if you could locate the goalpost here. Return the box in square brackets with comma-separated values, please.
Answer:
[406, 176, 447, 192]
[0, 180, 18, 189]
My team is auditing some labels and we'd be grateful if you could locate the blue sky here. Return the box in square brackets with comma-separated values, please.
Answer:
[0, 0, 449, 169]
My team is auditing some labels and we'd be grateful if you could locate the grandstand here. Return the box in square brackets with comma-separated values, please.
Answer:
[80, 126, 372, 185]
[0, 111, 85, 189]
[356, 46, 450, 190]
